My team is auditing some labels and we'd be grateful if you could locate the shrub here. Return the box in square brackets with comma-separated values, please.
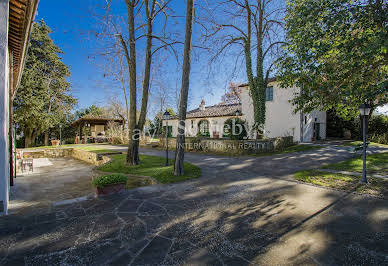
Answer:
[369, 133, 388, 145]
[92, 173, 128, 188]
[223, 118, 248, 140]
[112, 137, 123, 145]
[327, 111, 388, 143]
[63, 138, 75, 144]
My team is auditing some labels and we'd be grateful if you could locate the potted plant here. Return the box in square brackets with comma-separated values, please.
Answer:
[51, 139, 60, 146]
[92, 173, 128, 196]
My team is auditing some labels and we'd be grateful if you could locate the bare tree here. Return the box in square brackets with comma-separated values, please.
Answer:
[221, 82, 242, 103]
[106, 96, 127, 133]
[202, 0, 285, 137]
[93, 0, 178, 165]
[174, 0, 195, 176]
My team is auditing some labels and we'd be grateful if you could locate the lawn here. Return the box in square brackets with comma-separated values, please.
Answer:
[97, 154, 201, 184]
[295, 152, 388, 197]
[24, 144, 83, 150]
[322, 152, 388, 175]
[295, 170, 388, 198]
[76, 146, 116, 154]
[342, 141, 388, 148]
[275, 144, 322, 154]
[252, 144, 322, 157]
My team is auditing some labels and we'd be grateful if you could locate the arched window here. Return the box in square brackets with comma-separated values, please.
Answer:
[198, 120, 209, 136]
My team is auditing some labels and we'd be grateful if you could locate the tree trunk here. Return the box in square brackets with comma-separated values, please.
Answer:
[124, 0, 139, 165]
[126, 136, 139, 165]
[174, 0, 195, 176]
[25, 130, 32, 148]
[44, 130, 49, 146]
[31, 131, 37, 147]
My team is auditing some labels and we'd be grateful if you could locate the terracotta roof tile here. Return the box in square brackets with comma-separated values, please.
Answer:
[172, 103, 242, 119]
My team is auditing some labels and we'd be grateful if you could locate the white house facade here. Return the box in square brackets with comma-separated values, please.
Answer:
[163, 79, 326, 143]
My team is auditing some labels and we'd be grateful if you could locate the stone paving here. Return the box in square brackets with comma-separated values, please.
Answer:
[1, 144, 388, 265]
[9, 158, 96, 214]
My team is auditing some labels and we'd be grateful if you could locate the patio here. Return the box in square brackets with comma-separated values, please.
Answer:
[9, 158, 96, 214]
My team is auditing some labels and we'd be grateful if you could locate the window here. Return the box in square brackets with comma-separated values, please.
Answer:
[265, 86, 273, 101]
[191, 120, 194, 129]
[198, 120, 210, 136]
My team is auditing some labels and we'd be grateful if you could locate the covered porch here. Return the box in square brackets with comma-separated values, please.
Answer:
[71, 115, 124, 144]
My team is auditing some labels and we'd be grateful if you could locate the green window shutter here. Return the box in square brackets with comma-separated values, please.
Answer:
[266, 87, 273, 101]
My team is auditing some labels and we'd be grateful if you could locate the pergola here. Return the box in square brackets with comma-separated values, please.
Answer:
[71, 115, 124, 143]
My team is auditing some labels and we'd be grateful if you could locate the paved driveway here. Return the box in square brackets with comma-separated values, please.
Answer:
[1, 145, 387, 265]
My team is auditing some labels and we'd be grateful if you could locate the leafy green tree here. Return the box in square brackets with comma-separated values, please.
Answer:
[14, 20, 77, 147]
[279, 0, 387, 121]
[74, 105, 105, 119]
[150, 107, 176, 136]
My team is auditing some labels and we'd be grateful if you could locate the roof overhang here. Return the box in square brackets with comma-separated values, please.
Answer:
[71, 117, 125, 127]
[8, 0, 39, 95]
[238, 77, 277, 88]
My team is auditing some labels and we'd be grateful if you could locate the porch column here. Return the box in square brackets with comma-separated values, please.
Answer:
[0, 0, 10, 215]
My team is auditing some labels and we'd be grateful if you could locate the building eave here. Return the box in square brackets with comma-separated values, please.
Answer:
[238, 77, 277, 88]
[8, 0, 39, 95]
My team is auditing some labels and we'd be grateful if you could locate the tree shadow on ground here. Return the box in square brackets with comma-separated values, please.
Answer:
[1, 147, 388, 265]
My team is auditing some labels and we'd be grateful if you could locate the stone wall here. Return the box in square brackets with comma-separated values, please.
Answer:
[71, 149, 111, 166]
[159, 136, 294, 154]
[18, 148, 112, 167]
[21, 148, 73, 158]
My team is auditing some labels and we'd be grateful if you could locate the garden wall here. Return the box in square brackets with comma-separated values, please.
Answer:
[71, 149, 111, 166]
[18, 148, 112, 168]
[21, 148, 73, 158]
[159, 136, 294, 154]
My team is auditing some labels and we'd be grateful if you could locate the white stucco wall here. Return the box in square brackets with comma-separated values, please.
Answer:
[163, 81, 326, 143]
[240, 82, 326, 142]
[0, 0, 10, 215]
[301, 110, 327, 142]
[240, 82, 302, 142]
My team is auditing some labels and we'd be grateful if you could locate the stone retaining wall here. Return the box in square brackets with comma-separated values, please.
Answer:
[71, 149, 111, 166]
[21, 148, 73, 158]
[17, 148, 113, 168]
[159, 136, 294, 154]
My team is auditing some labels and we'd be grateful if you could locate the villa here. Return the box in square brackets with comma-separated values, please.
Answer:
[164, 78, 327, 143]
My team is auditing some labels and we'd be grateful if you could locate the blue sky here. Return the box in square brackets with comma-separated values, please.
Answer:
[35, 0, 387, 117]
[35, 0, 243, 118]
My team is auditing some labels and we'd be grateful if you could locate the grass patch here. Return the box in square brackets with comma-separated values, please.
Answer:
[24, 144, 83, 150]
[251, 144, 322, 157]
[342, 141, 388, 148]
[323, 152, 388, 174]
[76, 146, 115, 154]
[276, 144, 322, 154]
[141, 144, 322, 157]
[295, 170, 388, 198]
[97, 154, 201, 184]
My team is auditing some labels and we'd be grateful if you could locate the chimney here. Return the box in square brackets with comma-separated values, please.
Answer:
[199, 99, 205, 110]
